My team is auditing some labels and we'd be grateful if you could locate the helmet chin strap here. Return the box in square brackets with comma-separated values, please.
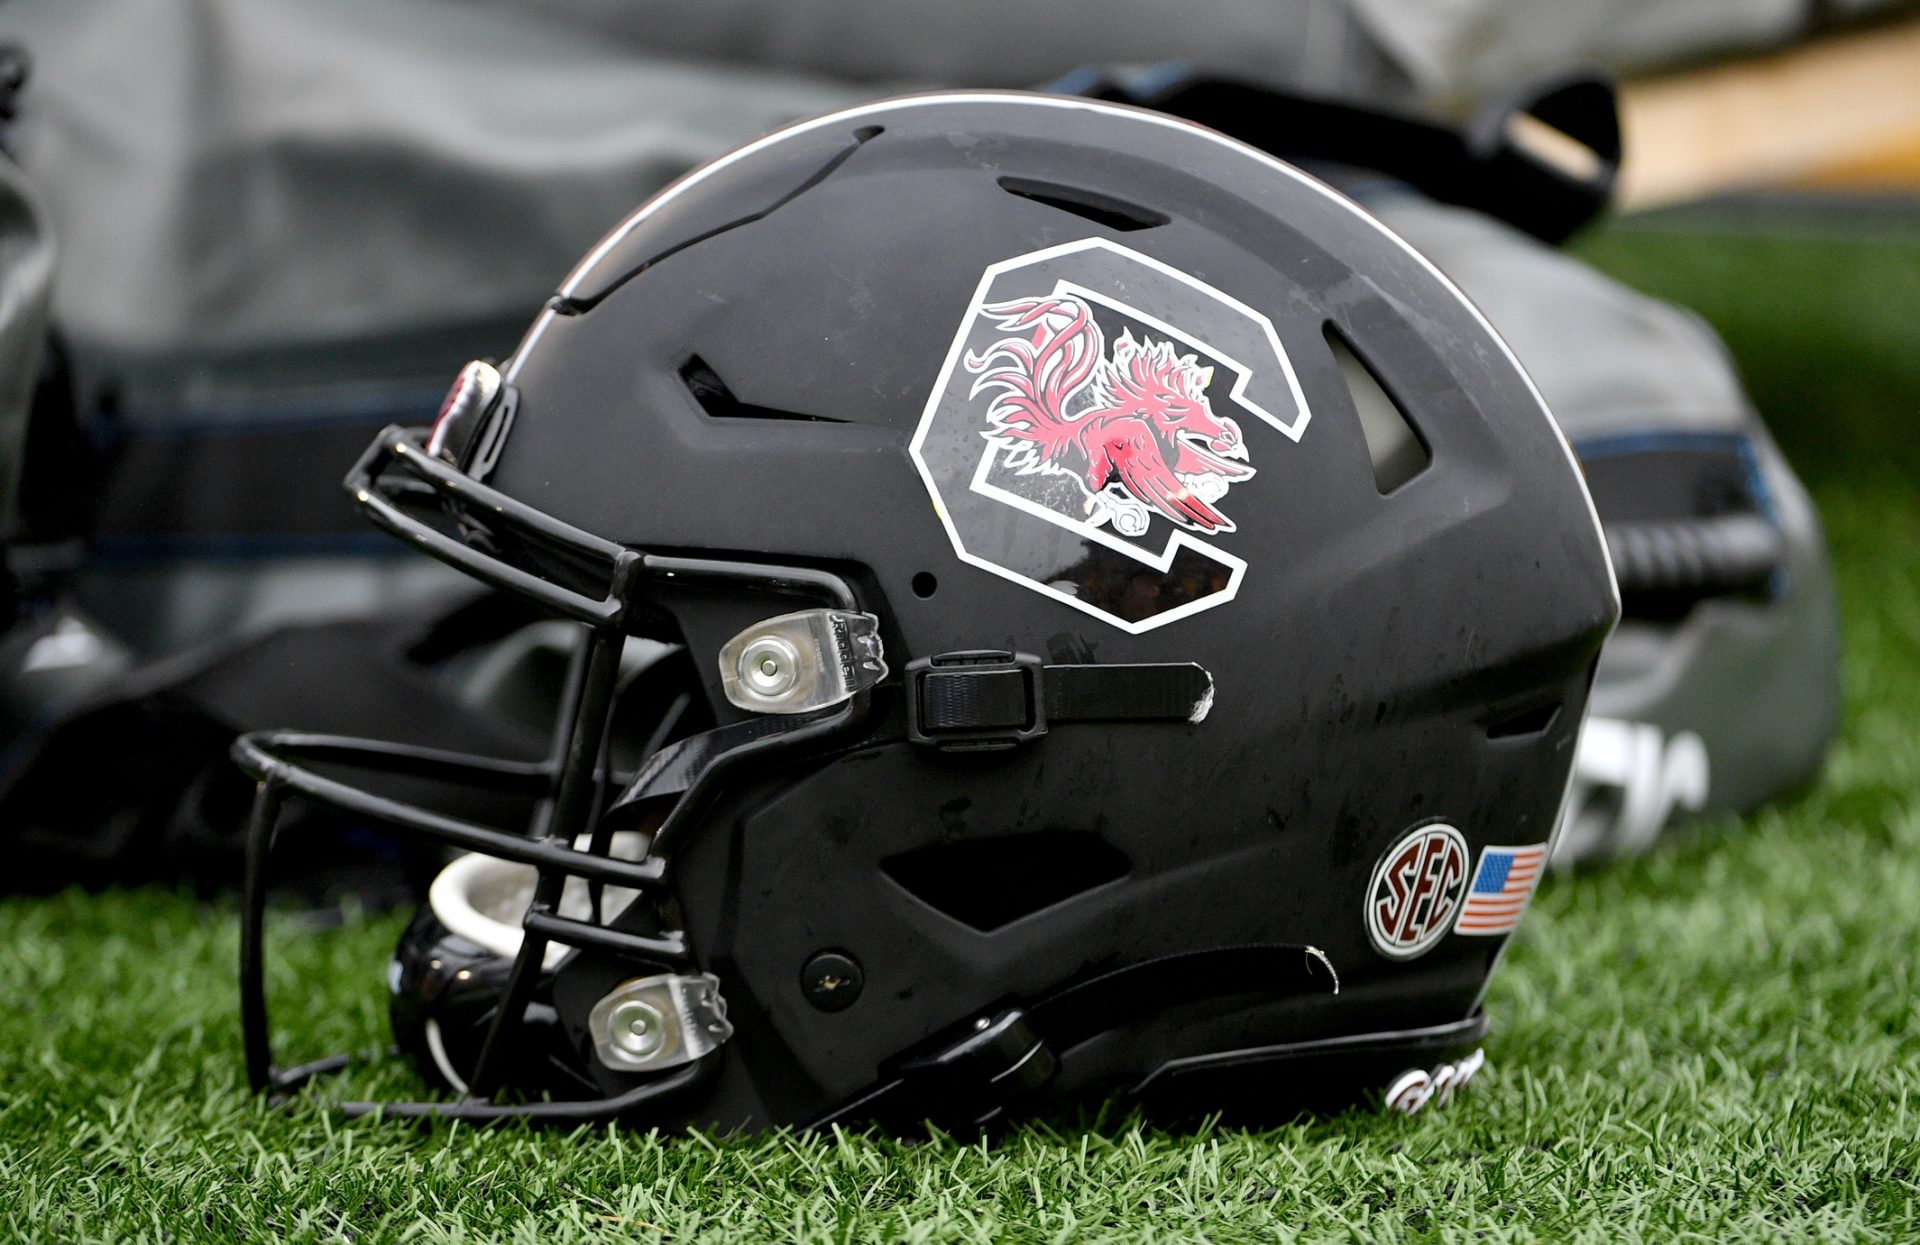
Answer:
[602, 712, 830, 835]
[603, 647, 1219, 832]
[809, 944, 1350, 1132]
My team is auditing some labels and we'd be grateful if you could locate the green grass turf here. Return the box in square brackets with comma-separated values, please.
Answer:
[2, 203, 1919, 1242]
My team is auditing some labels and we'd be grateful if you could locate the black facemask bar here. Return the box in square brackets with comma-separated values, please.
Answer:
[234, 424, 876, 1122]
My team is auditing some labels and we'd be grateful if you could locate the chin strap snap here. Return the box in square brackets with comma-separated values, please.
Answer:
[905, 651, 1214, 751]
[886, 1009, 1059, 1127]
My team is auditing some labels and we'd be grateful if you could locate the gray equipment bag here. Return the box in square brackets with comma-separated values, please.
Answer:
[0, 0, 1840, 885]
[1369, 193, 1840, 861]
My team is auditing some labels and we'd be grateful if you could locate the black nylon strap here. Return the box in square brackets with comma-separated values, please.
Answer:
[1044, 663, 1211, 723]
[1066, 68, 1620, 246]
[906, 652, 1211, 749]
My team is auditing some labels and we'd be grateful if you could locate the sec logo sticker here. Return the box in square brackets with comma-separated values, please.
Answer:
[1366, 823, 1469, 960]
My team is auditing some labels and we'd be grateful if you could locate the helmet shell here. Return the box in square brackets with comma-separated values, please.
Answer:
[445, 93, 1619, 1125]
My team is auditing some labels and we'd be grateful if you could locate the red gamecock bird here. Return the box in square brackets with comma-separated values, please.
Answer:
[964, 294, 1253, 534]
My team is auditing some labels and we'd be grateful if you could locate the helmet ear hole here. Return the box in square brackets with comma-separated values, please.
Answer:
[910, 572, 938, 599]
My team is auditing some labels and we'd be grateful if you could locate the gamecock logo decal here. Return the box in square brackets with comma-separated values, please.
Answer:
[967, 295, 1252, 535]
[909, 238, 1309, 632]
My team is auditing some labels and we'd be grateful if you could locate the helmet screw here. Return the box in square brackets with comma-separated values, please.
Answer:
[606, 998, 668, 1059]
[738, 634, 802, 700]
[800, 951, 864, 1012]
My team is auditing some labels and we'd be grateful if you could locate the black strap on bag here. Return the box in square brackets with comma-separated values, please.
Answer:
[0, 44, 29, 159]
[1055, 64, 1621, 245]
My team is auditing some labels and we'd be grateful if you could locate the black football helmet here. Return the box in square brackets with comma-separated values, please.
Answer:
[234, 91, 1617, 1129]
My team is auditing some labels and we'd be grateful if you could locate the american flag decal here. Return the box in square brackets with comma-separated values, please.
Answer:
[1452, 844, 1547, 935]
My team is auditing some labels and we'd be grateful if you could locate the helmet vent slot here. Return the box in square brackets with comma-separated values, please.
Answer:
[680, 355, 848, 423]
[882, 832, 1130, 931]
[996, 176, 1169, 233]
[1324, 324, 1429, 494]
[1485, 701, 1561, 740]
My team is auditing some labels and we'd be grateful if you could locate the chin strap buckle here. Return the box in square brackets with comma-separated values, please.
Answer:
[906, 651, 1048, 751]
